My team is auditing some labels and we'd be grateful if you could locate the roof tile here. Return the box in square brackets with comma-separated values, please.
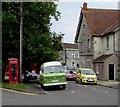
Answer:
[83, 9, 120, 36]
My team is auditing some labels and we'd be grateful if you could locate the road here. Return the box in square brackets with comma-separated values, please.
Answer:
[2, 81, 118, 105]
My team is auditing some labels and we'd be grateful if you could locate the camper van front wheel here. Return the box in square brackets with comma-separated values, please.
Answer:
[62, 84, 66, 89]
[41, 84, 45, 90]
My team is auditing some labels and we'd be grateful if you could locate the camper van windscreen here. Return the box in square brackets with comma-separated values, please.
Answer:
[44, 65, 64, 73]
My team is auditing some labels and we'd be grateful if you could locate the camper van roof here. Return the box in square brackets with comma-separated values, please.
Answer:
[43, 61, 62, 67]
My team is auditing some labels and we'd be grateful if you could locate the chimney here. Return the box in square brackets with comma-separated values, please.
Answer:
[83, 2, 87, 10]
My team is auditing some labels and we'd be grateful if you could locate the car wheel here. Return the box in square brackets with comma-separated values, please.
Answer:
[94, 83, 97, 85]
[62, 84, 66, 89]
[79, 79, 83, 84]
[41, 84, 45, 90]
[75, 79, 78, 83]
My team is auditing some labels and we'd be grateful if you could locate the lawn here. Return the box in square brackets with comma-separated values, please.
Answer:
[0, 83, 26, 90]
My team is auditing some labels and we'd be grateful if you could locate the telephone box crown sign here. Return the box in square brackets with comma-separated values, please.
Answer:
[8, 58, 18, 61]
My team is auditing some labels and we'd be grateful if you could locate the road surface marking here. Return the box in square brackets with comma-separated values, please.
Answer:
[41, 90, 51, 94]
[0, 87, 37, 96]
[72, 91, 75, 93]
[105, 90, 109, 93]
[93, 88, 96, 90]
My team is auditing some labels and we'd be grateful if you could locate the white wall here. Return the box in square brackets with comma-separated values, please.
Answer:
[102, 33, 114, 55]
[93, 37, 103, 59]
[115, 29, 120, 52]
[94, 30, 119, 59]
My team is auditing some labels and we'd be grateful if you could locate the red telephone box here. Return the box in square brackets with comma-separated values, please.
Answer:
[8, 58, 18, 84]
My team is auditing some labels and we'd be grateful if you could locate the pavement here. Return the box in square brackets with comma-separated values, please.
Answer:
[23, 82, 45, 94]
[98, 80, 120, 90]
[1, 79, 46, 94]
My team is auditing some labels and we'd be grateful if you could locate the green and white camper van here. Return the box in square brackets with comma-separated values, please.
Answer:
[40, 61, 67, 89]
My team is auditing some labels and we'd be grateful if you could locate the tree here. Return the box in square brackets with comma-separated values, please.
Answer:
[2, 2, 63, 81]
[22, 2, 62, 72]
[52, 32, 64, 51]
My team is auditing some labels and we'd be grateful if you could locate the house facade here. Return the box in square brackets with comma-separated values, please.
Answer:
[77, 10, 94, 69]
[74, 3, 120, 80]
[60, 43, 79, 71]
[93, 28, 120, 80]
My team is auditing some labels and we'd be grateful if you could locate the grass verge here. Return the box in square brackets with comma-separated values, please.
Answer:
[0, 83, 26, 90]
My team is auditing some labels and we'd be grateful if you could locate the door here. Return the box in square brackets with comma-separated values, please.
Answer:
[109, 64, 114, 80]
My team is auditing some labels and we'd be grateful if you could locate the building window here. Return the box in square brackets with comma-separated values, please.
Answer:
[83, 24, 85, 29]
[77, 53, 79, 58]
[72, 54, 75, 58]
[88, 39, 90, 49]
[106, 37, 109, 49]
[80, 41, 83, 53]
[77, 64, 79, 68]
[75, 53, 79, 59]
[72, 62, 75, 67]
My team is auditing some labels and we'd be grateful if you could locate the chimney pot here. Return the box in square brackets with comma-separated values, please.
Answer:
[83, 2, 87, 10]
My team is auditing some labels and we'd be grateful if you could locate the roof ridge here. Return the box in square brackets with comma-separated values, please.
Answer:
[63, 43, 78, 49]
[86, 8, 119, 11]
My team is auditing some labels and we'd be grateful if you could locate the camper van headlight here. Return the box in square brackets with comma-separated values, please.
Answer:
[62, 76, 65, 78]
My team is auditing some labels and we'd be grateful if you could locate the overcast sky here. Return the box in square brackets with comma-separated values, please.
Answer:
[50, 0, 120, 44]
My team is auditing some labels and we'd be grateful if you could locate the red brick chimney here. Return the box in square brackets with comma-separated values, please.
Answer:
[83, 2, 87, 10]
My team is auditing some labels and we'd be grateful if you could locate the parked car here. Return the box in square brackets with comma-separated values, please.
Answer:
[4, 71, 10, 80]
[65, 70, 76, 81]
[75, 68, 98, 85]
[39, 61, 67, 89]
[5, 71, 10, 76]
[23, 70, 38, 81]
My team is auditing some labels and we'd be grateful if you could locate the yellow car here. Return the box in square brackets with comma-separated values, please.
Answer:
[75, 68, 97, 85]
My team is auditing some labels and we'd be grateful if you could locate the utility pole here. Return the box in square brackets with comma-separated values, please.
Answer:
[20, 2, 23, 82]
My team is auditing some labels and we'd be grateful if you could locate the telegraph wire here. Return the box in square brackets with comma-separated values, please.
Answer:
[51, 21, 77, 28]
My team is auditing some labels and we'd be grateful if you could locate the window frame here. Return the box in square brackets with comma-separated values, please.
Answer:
[88, 39, 90, 49]
[106, 36, 109, 50]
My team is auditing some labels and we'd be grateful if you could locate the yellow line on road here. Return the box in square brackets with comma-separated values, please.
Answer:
[0, 87, 37, 96]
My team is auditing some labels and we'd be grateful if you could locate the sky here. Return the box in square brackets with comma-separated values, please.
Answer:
[50, 0, 120, 44]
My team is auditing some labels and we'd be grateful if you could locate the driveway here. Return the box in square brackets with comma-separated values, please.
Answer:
[22, 81, 45, 94]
